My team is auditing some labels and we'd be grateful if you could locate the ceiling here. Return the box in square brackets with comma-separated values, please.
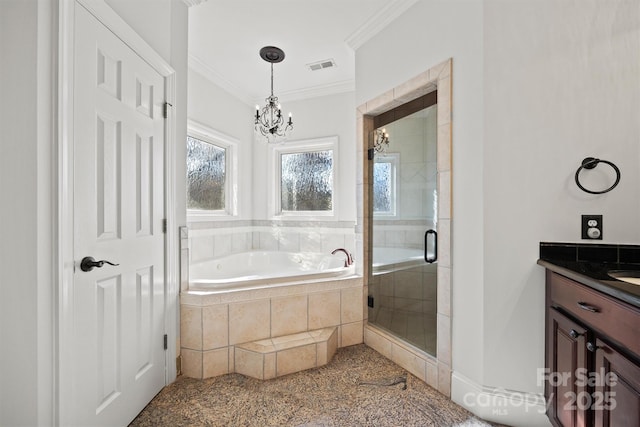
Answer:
[187, 0, 418, 106]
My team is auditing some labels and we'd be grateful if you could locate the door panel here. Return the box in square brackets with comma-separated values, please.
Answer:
[546, 308, 589, 427]
[594, 339, 640, 427]
[72, 4, 166, 426]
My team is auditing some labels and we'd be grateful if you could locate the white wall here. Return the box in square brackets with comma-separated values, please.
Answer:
[483, 0, 640, 391]
[356, 0, 486, 388]
[357, 0, 640, 423]
[252, 91, 357, 222]
[0, 1, 45, 425]
[187, 69, 254, 220]
[0, 1, 188, 425]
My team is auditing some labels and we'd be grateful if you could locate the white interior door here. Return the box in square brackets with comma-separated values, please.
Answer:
[72, 4, 166, 425]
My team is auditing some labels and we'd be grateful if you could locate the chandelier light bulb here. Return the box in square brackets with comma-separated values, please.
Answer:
[374, 127, 390, 155]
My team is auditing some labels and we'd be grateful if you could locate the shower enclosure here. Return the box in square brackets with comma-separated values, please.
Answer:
[368, 100, 438, 356]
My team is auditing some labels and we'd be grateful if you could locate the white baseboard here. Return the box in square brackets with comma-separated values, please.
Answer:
[451, 371, 552, 427]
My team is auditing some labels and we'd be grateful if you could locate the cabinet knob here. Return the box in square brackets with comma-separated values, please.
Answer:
[569, 329, 582, 339]
[587, 342, 599, 353]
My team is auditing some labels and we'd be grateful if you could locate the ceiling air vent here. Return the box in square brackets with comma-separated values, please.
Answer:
[307, 59, 336, 71]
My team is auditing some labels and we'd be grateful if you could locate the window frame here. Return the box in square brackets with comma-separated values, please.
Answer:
[268, 136, 339, 220]
[373, 152, 399, 218]
[186, 119, 238, 222]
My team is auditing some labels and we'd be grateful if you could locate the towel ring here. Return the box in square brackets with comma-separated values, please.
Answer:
[574, 157, 620, 194]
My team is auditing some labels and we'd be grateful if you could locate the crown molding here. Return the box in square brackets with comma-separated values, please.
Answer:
[188, 53, 255, 106]
[182, 0, 208, 7]
[190, 53, 354, 106]
[271, 80, 355, 104]
[345, 0, 420, 50]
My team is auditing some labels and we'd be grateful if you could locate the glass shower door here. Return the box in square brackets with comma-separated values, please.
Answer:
[368, 103, 438, 356]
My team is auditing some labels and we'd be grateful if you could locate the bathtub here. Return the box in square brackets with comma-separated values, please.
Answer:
[189, 251, 355, 291]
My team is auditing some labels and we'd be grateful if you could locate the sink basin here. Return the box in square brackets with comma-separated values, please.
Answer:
[608, 270, 640, 286]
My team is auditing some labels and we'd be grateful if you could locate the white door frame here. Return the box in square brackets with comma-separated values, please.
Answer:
[56, 0, 178, 423]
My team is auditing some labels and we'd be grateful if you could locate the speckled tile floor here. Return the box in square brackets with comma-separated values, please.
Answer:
[130, 344, 503, 427]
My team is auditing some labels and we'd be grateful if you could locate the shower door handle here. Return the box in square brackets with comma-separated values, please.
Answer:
[424, 229, 437, 263]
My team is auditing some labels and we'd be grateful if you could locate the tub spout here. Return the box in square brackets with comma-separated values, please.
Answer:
[331, 248, 353, 267]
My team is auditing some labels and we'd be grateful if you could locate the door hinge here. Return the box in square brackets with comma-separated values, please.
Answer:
[368, 148, 375, 160]
[162, 102, 172, 119]
[367, 295, 374, 308]
[162, 219, 167, 234]
[163, 334, 168, 350]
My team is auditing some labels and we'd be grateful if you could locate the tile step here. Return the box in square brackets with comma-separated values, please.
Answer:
[234, 327, 338, 380]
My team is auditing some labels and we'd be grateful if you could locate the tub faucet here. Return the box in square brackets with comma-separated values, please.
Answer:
[331, 248, 354, 267]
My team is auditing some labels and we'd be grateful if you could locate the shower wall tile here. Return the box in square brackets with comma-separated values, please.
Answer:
[391, 344, 426, 382]
[231, 232, 250, 253]
[278, 232, 300, 252]
[299, 230, 323, 253]
[213, 234, 232, 257]
[258, 231, 279, 251]
[437, 362, 451, 396]
[437, 267, 451, 317]
[426, 360, 438, 388]
[364, 326, 392, 359]
[437, 220, 451, 268]
[321, 233, 346, 254]
[190, 235, 214, 262]
[438, 171, 451, 220]
[437, 313, 451, 365]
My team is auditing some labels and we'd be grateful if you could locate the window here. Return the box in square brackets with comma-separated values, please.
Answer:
[373, 153, 398, 217]
[187, 136, 226, 210]
[186, 121, 237, 220]
[270, 136, 338, 218]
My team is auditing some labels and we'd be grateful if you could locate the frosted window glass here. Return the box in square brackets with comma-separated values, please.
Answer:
[373, 162, 392, 212]
[186, 135, 226, 210]
[281, 150, 333, 211]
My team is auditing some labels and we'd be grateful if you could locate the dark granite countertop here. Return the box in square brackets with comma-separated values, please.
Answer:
[538, 242, 640, 309]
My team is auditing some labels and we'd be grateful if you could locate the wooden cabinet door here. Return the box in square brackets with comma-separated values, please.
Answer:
[594, 339, 640, 427]
[547, 308, 590, 427]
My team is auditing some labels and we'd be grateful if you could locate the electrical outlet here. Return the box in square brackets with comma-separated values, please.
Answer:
[581, 215, 603, 240]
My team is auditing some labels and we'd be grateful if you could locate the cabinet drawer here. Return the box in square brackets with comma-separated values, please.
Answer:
[548, 272, 640, 358]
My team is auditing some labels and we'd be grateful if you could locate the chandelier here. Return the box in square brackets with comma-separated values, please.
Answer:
[254, 46, 293, 142]
[374, 128, 390, 154]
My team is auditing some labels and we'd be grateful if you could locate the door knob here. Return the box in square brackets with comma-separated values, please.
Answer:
[80, 256, 119, 272]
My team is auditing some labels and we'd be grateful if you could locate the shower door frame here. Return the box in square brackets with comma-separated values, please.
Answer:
[359, 59, 453, 397]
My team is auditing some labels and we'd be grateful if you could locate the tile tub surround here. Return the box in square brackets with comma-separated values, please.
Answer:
[186, 220, 357, 264]
[180, 276, 364, 379]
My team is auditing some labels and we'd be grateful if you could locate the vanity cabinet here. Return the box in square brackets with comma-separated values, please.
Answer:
[545, 271, 640, 427]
